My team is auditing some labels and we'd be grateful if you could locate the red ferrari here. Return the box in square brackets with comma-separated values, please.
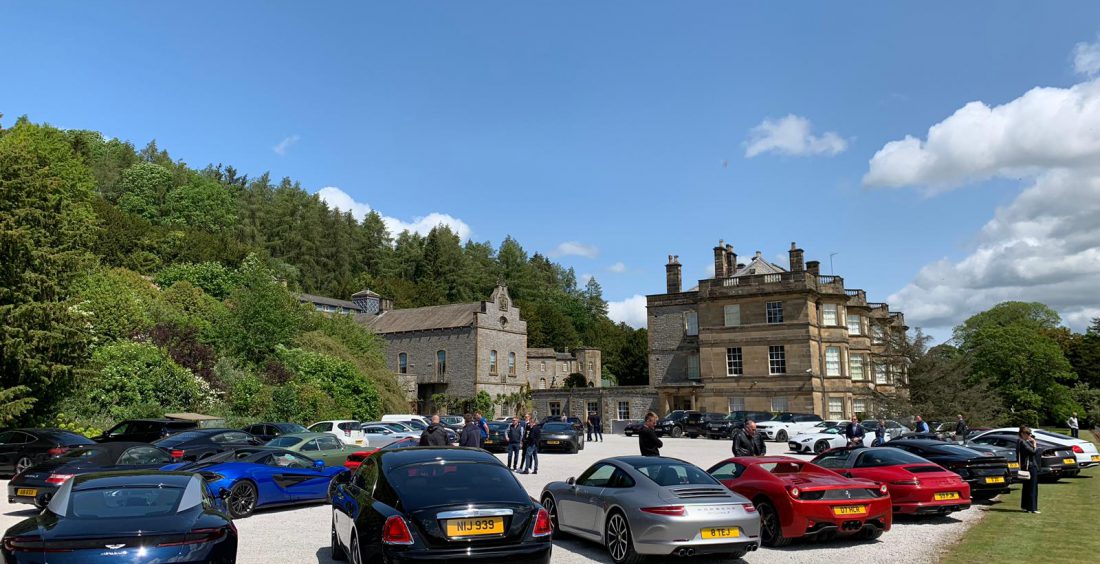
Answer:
[811, 447, 972, 516]
[707, 456, 892, 547]
[343, 437, 419, 470]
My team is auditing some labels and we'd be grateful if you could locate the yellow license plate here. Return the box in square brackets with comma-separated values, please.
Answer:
[485, 440, 493, 444]
[445, 517, 504, 537]
[546, 440, 561, 445]
[701, 527, 740, 539]
[832, 505, 867, 516]
[1008, 462, 1020, 469]
[15, 488, 36, 497]
[355, 439, 364, 445]
[1092, 455, 1100, 462]
[934, 492, 960, 501]
[985, 477, 1005, 484]
[1063, 458, 1076, 465]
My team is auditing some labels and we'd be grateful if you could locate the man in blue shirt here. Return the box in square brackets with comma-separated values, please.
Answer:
[475, 410, 489, 446]
[915, 415, 930, 434]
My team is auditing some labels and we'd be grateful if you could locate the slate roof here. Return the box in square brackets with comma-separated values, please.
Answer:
[358, 302, 481, 334]
[297, 293, 363, 311]
[732, 252, 787, 277]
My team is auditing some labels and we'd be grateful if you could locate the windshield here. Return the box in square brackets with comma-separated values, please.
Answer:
[380, 438, 417, 450]
[383, 423, 412, 432]
[275, 423, 308, 433]
[69, 486, 185, 518]
[628, 459, 719, 487]
[50, 432, 96, 445]
[59, 447, 105, 460]
[389, 461, 528, 509]
[267, 436, 303, 448]
[543, 423, 572, 432]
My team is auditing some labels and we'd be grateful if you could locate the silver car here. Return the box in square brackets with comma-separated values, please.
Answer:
[540, 456, 760, 563]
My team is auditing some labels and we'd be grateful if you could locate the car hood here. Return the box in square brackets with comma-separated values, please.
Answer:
[16, 510, 202, 540]
[797, 433, 840, 441]
[773, 472, 877, 490]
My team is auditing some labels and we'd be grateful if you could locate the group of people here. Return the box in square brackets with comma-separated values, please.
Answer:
[633, 411, 769, 457]
[418, 411, 546, 474]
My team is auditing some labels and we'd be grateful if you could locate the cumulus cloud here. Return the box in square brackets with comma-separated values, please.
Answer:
[864, 79, 1100, 191]
[607, 262, 627, 273]
[550, 241, 599, 259]
[1074, 36, 1100, 76]
[608, 294, 648, 329]
[273, 134, 300, 156]
[872, 56, 1100, 333]
[744, 114, 848, 158]
[316, 186, 472, 240]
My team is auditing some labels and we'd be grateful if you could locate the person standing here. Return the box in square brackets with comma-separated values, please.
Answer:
[1017, 426, 1040, 514]
[520, 420, 542, 474]
[520, 414, 532, 467]
[475, 410, 489, 447]
[914, 416, 930, 434]
[873, 418, 887, 446]
[506, 417, 523, 470]
[459, 413, 482, 448]
[844, 416, 865, 447]
[586, 411, 595, 442]
[638, 412, 663, 456]
[954, 414, 969, 443]
[419, 415, 449, 446]
[732, 421, 756, 457]
[1068, 412, 1080, 439]
[592, 411, 603, 442]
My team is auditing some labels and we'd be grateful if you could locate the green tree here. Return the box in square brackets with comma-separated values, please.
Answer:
[218, 254, 308, 363]
[155, 262, 239, 299]
[275, 345, 381, 421]
[116, 162, 174, 222]
[563, 372, 589, 388]
[164, 175, 237, 232]
[85, 341, 210, 420]
[0, 386, 36, 425]
[71, 268, 160, 342]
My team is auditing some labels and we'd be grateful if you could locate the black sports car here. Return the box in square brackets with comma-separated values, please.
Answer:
[885, 439, 1012, 499]
[1, 471, 237, 563]
[705, 411, 775, 439]
[7, 442, 172, 507]
[483, 422, 511, 453]
[0, 429, 95, 477]
[538, 422, 582, 454]
[966, 432, 1079, 479]
[152, 429, 262, 461]
[330, 447, 551, 563]
[241, 422, 309, 442]
[94, 419, 199, 443]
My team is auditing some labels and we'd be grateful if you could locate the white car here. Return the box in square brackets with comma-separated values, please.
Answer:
[756, 414, 824, 442]
[360, 423, 416, 447]
[381, 414, 429, 427]
[791, 420, 846, 439]
[787, 426, 850, 454]
[307, 420, 366, 446]
[970, 427, 1100, 468]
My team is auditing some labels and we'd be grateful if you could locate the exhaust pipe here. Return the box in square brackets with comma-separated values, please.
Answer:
[677, 547, 695, 557]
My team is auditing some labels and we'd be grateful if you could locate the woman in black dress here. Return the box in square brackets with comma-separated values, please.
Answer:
[1017, 426, 1040, 514]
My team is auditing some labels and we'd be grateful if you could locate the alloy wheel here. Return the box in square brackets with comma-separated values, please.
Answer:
[15, 457, 32, 474]
[350, 533, 362, 564]
[606, 513, 630, 562]
[542, 495, 559, 536]
[228, 482, 257, 518]
[814, 440, 828, 454]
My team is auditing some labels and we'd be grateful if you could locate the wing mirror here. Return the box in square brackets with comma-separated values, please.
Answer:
[566, 477, 575, 486]
[313, 459, 325, 469]
[34, 492, 53, 508]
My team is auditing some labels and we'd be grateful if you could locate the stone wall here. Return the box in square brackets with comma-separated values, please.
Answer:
[381, 328, 476, 397]
[530, 386, 658, 433]
[647, 297, 698, 387]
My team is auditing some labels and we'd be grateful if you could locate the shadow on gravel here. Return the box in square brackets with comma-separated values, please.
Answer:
[893, 514, 963, 525]
[552, 537, 748, 563]
[767, 536, 886, 553]
[2, 508, 37, 518]
[315, 547, 338, 564]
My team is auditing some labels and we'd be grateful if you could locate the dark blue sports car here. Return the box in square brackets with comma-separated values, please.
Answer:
[163, 447, 347, 518]
[8, 442, 172, 508]
[1, 471, 236, 563]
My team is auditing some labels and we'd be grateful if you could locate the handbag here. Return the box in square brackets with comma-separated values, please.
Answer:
[1016, 469, 1031, 480]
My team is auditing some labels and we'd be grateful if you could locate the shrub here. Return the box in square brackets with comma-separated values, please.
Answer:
[71, 267, 159, 343]
[154, 262, 239, 299]
[86, 341, 212, 420]
[275, 346, 380, 421]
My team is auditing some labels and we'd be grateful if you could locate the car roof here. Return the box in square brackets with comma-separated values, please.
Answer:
[72, 470, 196, 489]
[271, 432, 331, 440]
[378, 447, 498, 470]
[71, 442, 158, 456]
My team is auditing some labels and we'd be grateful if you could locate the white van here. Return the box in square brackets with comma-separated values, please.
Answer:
[381, 414, 430, 428]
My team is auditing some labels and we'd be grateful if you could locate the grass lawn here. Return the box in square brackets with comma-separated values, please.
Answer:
[942, 429, 1100, 563]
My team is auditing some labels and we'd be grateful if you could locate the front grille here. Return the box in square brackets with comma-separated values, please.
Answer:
[671, 487, 731, 499]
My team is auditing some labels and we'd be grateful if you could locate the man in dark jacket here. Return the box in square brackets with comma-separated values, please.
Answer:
[732, 420, 756, 457]
[459, 413, 482, 448]
[591, 411, 603, 442]
[506, 417, 524, 470]
[520, 420, 542, 474]
[639, 412, 663, 456]
[751, 421, 767, 455]
[844, 416, 865, 447]
[419, 415, 449, 446]
[954, 414, 968, 442]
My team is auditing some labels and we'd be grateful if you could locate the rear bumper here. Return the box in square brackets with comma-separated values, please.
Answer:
[635, 538, 759, 556]
[385, 541, 551, 563]
[537, 441, 575, 452]
[6, 483, 55, 507]
[782, 500, 892, 539]
[893, 499, 972, 515]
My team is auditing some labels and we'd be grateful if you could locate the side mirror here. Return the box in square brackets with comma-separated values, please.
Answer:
[34, 492, 53, 508]
[313, 459, 325, 469]
[566, 477, 575, 486]
[218, 488, 230, 500]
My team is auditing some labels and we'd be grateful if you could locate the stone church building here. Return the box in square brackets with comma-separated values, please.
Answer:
[299, 285, 601, 415]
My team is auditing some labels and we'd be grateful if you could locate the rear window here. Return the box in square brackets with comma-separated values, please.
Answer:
[934, 445, 987, 457]
[69, 486, 185, 518]
[488, 422, 509, 431]
[154, 431, 207, 446]
[389, 461, 528, 508]
[267, 437, 303, 448]
[47, 432, 96, 445]
[856, 449, 928, 467]
[543, 423, 572, 432]
[59, 447, 105, 460]
[337, 422, 361, 432]
[628, 459, 718, 486]
[1034, 430, 1075, 441]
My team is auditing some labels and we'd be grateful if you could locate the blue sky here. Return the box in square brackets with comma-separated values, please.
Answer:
[4, 1, 1100, 341]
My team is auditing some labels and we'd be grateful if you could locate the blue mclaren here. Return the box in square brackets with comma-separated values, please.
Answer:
[163, 447, 348, 518]
[1, 471, 236, 563]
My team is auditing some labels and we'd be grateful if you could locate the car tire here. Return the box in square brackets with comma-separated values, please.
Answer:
[14, 457, 33, 475]
[860, 527, 884, 541]
[350, 531, 363, 564]
[671, 426, 683, 438]
[227, 481, 258, 519]
[541, 494, 563, 539]
[568, 444, 578, 454]
[814, 440, 830, 454]
[605, 511, 644, 564]
[624, 431, 633, 437]
[331, 516, 347, 561]
[776, 430, 788, 443]
[687, 433, 698, 439]
[756, 500, 791, 548]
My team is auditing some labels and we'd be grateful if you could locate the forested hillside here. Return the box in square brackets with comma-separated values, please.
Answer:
[0, 115, 647, 432]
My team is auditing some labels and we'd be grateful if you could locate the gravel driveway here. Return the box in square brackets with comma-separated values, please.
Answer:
[0, 434, 987, 563]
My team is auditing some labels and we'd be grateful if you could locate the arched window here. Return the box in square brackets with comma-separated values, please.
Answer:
[489, 350, 498, 374]
[398, 353, 407, 374]
[539, 378, 546, 390]
[508, 352, 517, 376]
[436, 350, 446, 377]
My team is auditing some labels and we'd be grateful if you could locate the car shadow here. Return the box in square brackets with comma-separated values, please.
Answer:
[893, 513, 964, 525]
[315, 547, 339, 563]
[553, 536, 749, 563]
[3, 507, 38, 518]
[769, 535, 888, 553]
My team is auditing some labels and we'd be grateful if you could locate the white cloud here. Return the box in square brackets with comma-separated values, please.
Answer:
[273, 134, 300, 156]
[608, 294, 648, 329]
[579, 273, 593, 285]
[744, 114, 848, 158]
[873, 54, 1100, 333]
[316, 186, 472, 240]
[550, 241, 599, 259]
[1074, 36, 1100, 76]
[864, 79, 1100, 191]
[607, 262, 627, 273]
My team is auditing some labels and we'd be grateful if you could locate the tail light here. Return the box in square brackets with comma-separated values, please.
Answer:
[787, 486, 801, 499]
[1072, 445, 1084, 453]
[741, 503, 757, 513]
[2, 536, 71, 553]
[640, 505, 687, 517]
[157, 528, 228, 547]
[382, 516, 414, 545]
[890, 479, 920, 486]
[47, 447, 69, 456]
[45, 474, 74, 485]
[532, 508, 552, 537]
[171, 450, 186, 460]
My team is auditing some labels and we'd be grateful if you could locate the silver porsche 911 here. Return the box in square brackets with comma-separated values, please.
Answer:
[540, 456, 761, 563]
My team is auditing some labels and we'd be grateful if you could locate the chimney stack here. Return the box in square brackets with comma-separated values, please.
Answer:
[789, 242, 805, 272]
[725, 244, 736, 277]
[713, 240, 727, 279]
[666, 255, 682, 293]
[806, 260, 820, 276]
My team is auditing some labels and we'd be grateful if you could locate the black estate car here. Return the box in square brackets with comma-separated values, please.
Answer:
[7, 441, 172, 507]
[682, 412, 727, 438]
[705, 411, 774, 439]
[94, 418, 199, 443]
[0, 429, 95, 477]
[241, 422, 309, 442]
[152, 429, 261, 461]
[655, 410, 694, 438]
[330, 447, 551, 563]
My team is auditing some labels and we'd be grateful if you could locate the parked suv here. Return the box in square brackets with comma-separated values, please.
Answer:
[756, 413, 823, 442]
[94, 419, 199, 443]
[705, 411, 774, 439]
[655, 410, 694, 438]
[682, 412, 726, 438]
